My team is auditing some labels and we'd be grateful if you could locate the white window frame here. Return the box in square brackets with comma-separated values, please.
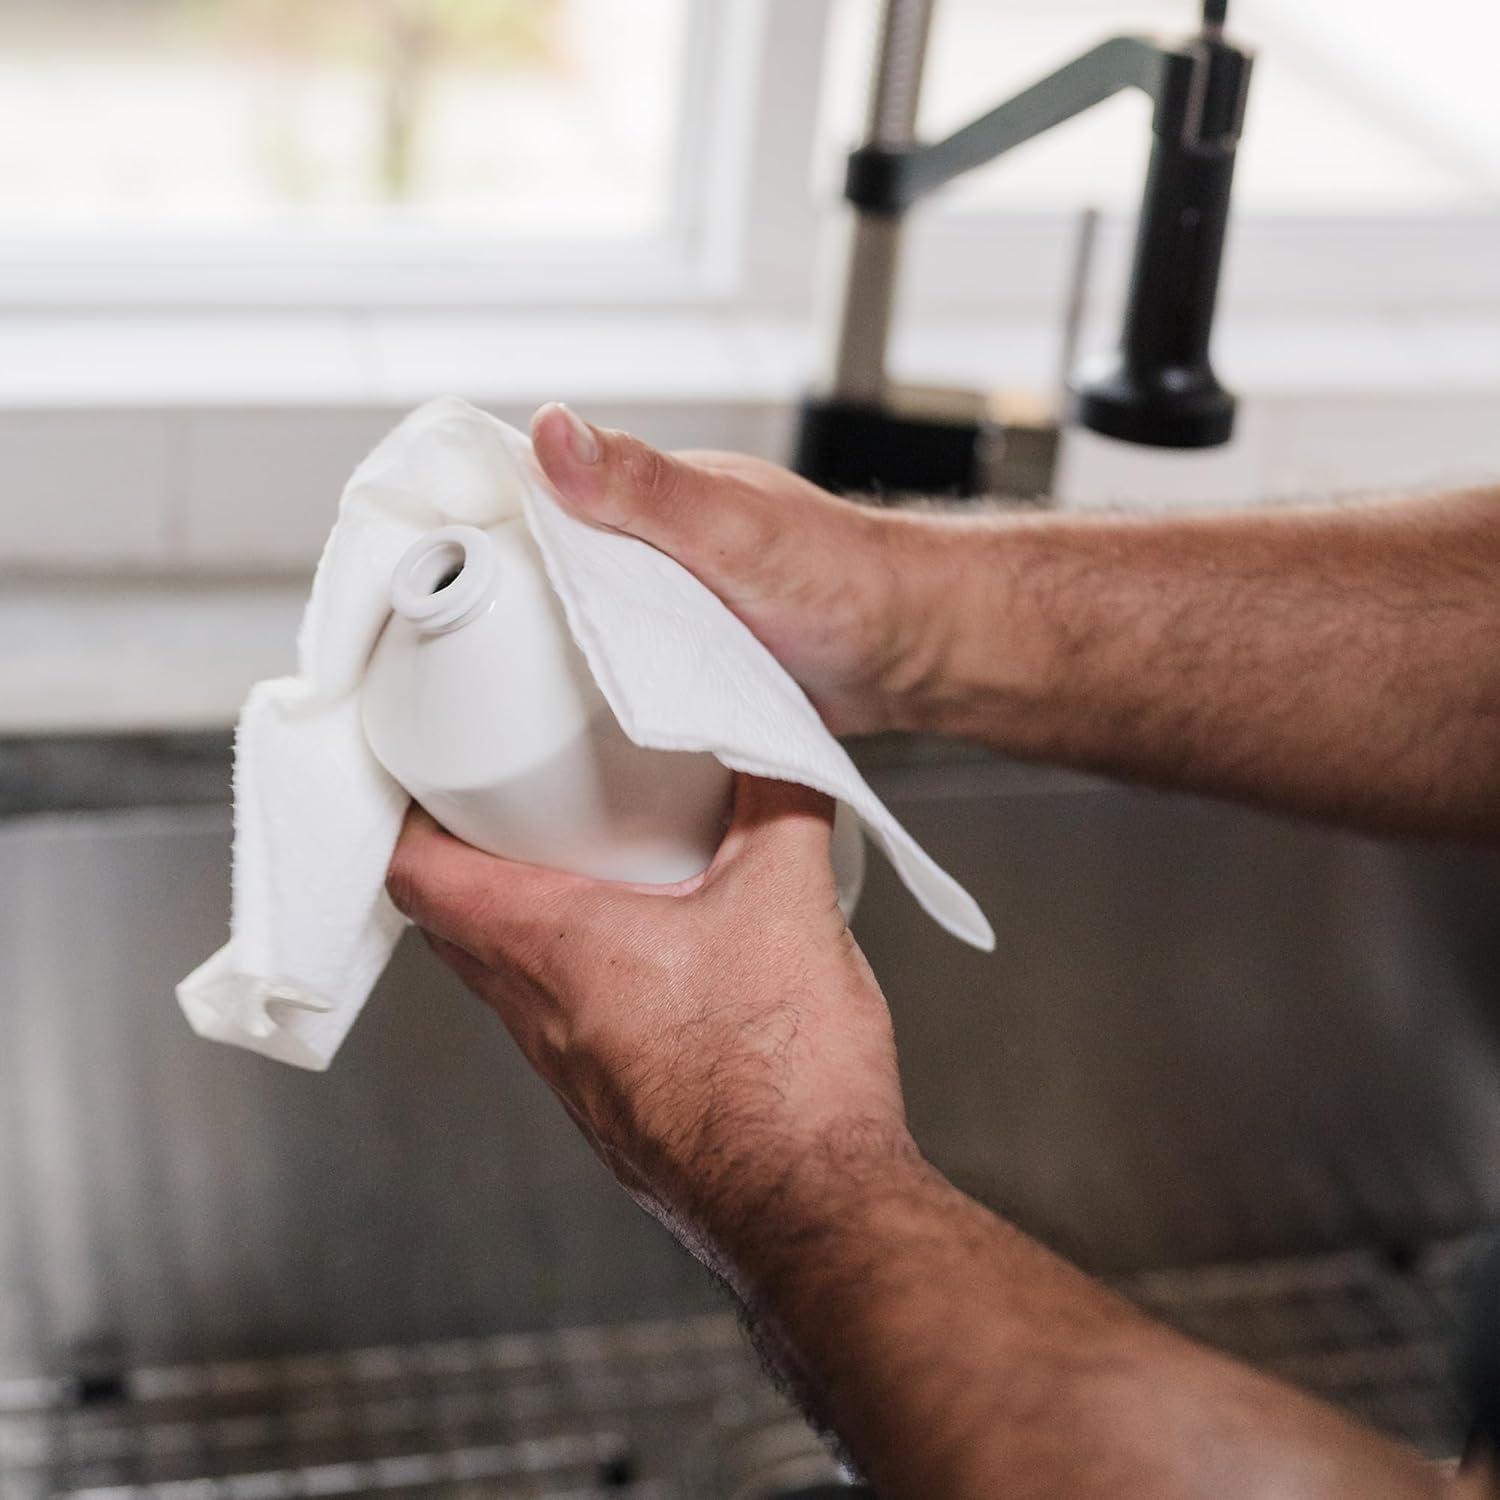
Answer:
[0, 0, 1493, 323]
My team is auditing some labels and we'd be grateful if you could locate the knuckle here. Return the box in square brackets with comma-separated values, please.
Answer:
[623, 443, 681, 510]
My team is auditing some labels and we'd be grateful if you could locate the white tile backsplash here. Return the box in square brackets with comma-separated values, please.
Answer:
[0, 358, 1494, 579]
[0, 411, 173, 567]
[178, 409, 397, 567]
[174, 401, 786, 571]
[1056, 400, 1269, 511]
[1, 580, 304, 733]
[1058, 392, 1500, 512]
[1259, 394, 1500, 499]
[3, 382, 1497, 734]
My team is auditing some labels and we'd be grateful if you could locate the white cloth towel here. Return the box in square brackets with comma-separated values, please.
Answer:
[177, 398, 994, 1071]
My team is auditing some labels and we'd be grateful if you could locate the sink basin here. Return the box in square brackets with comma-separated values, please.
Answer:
[4, 731, 1499, 1474]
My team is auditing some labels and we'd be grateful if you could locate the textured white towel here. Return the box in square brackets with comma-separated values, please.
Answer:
[177, 398, 994, 1071]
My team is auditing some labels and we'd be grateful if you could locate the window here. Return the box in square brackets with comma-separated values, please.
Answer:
[0, 0, 737, 305]
[0, 0, 1493, 316]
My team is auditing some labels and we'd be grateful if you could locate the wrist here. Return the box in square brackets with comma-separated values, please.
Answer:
[694, 1115, 927, 1294]
[876, 513, 1068, 747]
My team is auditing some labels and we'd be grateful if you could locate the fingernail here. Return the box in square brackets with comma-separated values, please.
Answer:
[550, 402, 600, 465]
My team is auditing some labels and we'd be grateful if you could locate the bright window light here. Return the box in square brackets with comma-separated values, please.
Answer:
[0, 0, 690, 238]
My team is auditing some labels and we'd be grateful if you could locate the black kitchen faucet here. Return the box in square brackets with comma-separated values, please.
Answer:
[794, 0, 1254, 499]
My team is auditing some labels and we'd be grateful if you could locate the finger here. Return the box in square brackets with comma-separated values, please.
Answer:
[386, 804, 605, 963]
[708, 774, 836, 880]
[530, 402, 777, 586]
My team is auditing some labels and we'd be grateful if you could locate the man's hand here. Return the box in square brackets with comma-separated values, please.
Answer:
[386, 773, 911, 1271]
[534, 401, 1500, 841]
[531, 401, 944, 736]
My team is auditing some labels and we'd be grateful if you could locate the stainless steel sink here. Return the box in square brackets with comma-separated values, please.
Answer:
[4, 732, 1499, 1488]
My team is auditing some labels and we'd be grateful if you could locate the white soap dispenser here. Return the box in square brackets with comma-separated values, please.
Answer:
[362, 520, 738, 885]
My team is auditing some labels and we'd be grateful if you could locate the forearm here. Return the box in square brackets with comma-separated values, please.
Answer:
[889, 487, 1500, 839]
[717, 1135, 1444, 1499]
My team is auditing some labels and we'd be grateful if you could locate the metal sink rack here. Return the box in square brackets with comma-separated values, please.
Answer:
[4, 1230, 1492, 1499]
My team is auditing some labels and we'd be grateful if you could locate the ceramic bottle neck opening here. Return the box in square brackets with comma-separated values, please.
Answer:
[390, 524, 498, 635]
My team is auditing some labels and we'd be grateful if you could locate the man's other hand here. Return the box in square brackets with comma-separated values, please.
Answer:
[386, 774, 912, 1272]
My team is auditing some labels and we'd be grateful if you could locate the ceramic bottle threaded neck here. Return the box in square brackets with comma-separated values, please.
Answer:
[390, 525, 498, 635]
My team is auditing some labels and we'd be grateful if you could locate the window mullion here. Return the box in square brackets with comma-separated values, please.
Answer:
[720, 0, 838, 314]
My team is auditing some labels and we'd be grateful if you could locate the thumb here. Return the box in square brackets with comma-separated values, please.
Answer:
[708, 774, 836, 885]
[387, 805, 610, 964]
[530, 402, 773, 586]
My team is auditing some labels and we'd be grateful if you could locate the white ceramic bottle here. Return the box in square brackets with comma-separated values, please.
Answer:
[362, 519, 738, 885]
